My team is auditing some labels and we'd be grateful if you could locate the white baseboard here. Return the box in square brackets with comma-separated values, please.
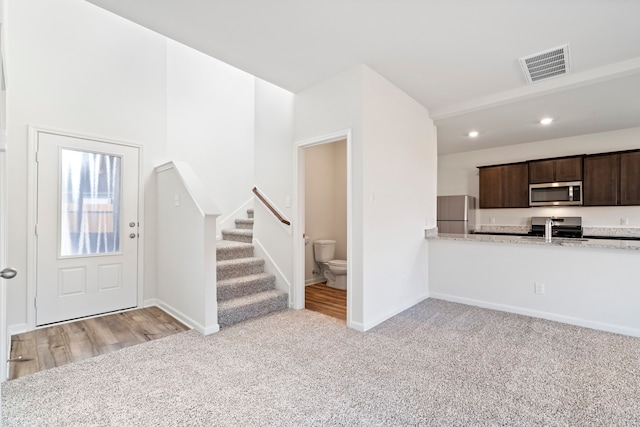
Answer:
[429, 292, 640, 338]
[348, 320, 366, 332]
[142, 298, 158, 308]
[8, 323, 29, 336]
[360, 292, 430, 332]
[253, 238, 292, 306]
[152, 299, 219, 336]
[305, 278, 325, 286]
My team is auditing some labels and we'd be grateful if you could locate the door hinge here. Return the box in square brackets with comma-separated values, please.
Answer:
[35, 224, 38, 235]
[35, 151, 39, 163]
[34, 297, 37, 308]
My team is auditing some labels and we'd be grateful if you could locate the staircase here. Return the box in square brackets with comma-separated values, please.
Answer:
[216, 209, 288, 327]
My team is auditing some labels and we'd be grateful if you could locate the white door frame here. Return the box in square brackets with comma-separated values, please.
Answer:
[27, 126, 145, 330]
[293, 129, 354, 327]
[1, 144, 8, 383]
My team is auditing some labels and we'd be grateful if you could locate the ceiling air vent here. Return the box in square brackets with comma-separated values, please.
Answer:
[519, 44, 571, 83]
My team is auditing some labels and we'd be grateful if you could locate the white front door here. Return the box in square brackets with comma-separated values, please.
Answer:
[35, 131, 140, 326]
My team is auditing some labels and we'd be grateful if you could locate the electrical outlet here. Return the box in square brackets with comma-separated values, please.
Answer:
[534, 282, 545, 294]
[621, 218, 629, 226]
[490, 217, 496, 224]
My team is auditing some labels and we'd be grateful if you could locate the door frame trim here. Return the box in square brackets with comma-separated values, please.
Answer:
[292, 128, 353, 327]
[1, 144, 8, 382]
[27, 126, 144, 330]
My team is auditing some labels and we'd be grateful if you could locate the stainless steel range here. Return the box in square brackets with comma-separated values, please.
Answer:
[529, 217, 583, 238]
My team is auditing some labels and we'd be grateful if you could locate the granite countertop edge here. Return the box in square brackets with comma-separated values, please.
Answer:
[424, 230, 640, 251]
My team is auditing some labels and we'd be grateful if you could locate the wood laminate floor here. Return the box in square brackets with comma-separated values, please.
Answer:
[305, 283, 347, 321]
[8, 306, 189, 380]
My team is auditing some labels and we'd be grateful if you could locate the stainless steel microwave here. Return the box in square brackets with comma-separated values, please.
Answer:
[529, 181, 583, 206]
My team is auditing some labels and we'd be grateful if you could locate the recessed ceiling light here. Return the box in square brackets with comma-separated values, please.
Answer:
[540, 117, 553, 125]
[468, 131, 479, 138]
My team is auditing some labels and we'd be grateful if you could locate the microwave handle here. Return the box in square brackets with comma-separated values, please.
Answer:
[569, 185, 573, 201]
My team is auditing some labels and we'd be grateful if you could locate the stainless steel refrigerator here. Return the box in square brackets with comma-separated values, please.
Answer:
[437, 195, 476, 234]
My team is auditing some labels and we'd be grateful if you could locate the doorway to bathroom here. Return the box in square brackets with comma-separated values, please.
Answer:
[304, 139, 347, 321]
[294, 130, 352, 325]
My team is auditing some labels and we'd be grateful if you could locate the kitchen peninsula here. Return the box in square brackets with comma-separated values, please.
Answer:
[426, 229, 640, 338]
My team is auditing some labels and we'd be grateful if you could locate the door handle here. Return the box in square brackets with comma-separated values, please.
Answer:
[0, 267, 17, 279]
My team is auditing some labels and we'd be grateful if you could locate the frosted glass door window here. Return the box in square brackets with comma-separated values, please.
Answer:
[60, 149, 122, 256]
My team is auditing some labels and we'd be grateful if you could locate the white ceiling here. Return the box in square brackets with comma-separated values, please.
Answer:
[86, 0, 640, 155]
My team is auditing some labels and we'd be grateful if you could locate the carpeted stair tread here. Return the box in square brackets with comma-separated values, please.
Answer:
[235, 218, 254, 229]
[215, 207, 288, 328]
[217, 272, 276, 301]
[216, 240, 254, 260]
[217, 257, 265, 280]
[221, 228, 253, 243]
[218, 289, 288, 327]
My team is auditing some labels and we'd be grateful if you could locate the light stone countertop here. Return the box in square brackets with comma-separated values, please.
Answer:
[478, 225, 640, 239]
[425, 231, 640, 251]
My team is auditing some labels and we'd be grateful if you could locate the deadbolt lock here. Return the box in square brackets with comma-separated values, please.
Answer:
[129, 222, 136, 227]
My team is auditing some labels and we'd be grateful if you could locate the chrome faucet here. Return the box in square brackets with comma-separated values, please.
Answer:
[545, 218, 554, 242]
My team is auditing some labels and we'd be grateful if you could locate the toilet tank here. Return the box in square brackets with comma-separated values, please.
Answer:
[313, 239, 336, 262]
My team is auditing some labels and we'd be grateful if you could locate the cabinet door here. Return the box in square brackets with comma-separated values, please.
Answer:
[583, 154, 619, 206]
[620, 151, 640, 205]
[529, 160, 555, 183]
[503, 163, 529, 208]
[479, 166, 503, 209]
[555, 157, 582, 182]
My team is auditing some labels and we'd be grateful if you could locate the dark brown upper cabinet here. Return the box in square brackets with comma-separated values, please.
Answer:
[583, 153, 620, 206]
[479, 163, 529, 209]
[620, 151, 640, 205]
[479, 166, 502, 209]
[479, 149, 639, 209]
[529, 156, 582, 184]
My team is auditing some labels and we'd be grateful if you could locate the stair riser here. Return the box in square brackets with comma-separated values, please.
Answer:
[218, 276, 275, 301]
[218, 294, 287, 327]
[216, 246, 254, 261]
[217, 262, 264, 281]
[247, 209, 254, 219]
[235, 220, 254, 230]
[221, 232, 252, 244]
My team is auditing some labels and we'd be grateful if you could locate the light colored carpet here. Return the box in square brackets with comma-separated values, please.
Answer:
[3, 299, 640, 426]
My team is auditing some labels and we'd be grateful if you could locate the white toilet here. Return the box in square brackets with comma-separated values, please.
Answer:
[313, 239, 347, 290]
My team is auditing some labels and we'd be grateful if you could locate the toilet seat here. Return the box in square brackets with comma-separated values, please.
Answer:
[328, 260, 347, 274]
[328, 259, 346, 268]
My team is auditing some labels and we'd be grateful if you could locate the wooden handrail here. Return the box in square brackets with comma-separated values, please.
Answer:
[252, 187, 291, 226]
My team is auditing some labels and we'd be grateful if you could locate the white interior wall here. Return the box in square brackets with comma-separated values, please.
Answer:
[155, 163, 219, 334]
[5, 0, 168, 329]
[438, 127, 640, 228]
[361, 67, 435, 329]
[295, 65, 364, 325]
[166, 40, 256, 230]
[304, 140, 347, 283]
[253, 79, 295, 295]
[333, 140, 348, 260]
[295, 65, 437, 330]
[5, 0, 265, 332]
